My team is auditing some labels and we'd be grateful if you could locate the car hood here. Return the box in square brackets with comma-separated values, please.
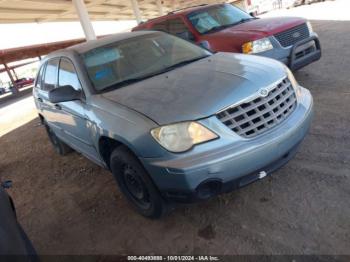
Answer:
[216, 17, 306, 38]
[101, 52, 287, 125]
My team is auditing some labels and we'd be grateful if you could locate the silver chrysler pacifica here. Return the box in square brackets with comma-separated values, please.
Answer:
[33, 31, 313, 218]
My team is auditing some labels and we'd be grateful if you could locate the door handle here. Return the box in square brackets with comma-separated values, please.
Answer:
[54, 104, 62, 110]
[37, 97, 43, 102]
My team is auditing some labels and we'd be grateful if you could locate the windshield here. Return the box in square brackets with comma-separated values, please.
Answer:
[82, 32, 211, 92]
[188, 4, 253, 34]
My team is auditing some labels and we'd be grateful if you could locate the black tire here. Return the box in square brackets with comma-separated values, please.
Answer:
[110, 146, 167, 219]
[44, 121, 73, 156]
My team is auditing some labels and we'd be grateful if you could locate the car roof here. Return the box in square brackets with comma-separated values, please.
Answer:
[68, 31, 157, 53]
[136, 3, 224, 27]
[171, 3, 223, 15]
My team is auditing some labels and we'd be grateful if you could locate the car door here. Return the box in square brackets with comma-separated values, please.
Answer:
[35, 58, 61, 132]
[52, 57, 100, 163]
[33, 62, 47, 115]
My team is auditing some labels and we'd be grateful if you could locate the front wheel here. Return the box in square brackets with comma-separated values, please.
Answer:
[44, 121, 72, 156]
[110, 146, 167, 219]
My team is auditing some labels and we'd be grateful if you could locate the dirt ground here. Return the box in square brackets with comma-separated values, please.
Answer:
[0, 4, 350, 256]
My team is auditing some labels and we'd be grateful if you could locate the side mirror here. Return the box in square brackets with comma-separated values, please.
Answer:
[177, 31, 195, 42]
[249, 12, 257, 17]
[48, 85, 81, 103]
[198, 41, 211, 51]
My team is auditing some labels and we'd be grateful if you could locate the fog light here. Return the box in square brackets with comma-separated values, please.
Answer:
[196, 180, 221, 199]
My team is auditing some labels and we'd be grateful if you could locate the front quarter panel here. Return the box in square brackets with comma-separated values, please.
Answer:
[86, 95, 166, 158]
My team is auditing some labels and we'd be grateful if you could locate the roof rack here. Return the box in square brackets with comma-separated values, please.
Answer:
[167, 4, 208, 15]
[138, 3, 212, 25]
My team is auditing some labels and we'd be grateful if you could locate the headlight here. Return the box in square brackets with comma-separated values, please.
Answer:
[151, 122, 218, 153]
[242, 37, 273, 54]
[285, 66, 302, 98]
[306, 21, 313, 33]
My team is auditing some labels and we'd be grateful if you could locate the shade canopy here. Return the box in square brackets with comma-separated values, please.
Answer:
[0, 0, 230, 23]
[0, 38, 85, 64]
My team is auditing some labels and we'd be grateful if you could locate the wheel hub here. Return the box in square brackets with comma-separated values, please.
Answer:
[123, 165, 151, 208]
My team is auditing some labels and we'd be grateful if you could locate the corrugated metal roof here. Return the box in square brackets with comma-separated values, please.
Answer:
[0, 0, 228, 23]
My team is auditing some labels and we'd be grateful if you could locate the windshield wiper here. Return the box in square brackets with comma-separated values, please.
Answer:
[204, 18, 257, 34]
[102, 55, 210, 92]
[204, 24, 232, 34]
[102, 77, 149, 92]
[160, 55, 210, 72]
[236, 17, 257, 24]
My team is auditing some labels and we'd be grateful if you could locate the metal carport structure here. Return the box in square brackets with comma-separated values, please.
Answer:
[0, 0, 238, 38]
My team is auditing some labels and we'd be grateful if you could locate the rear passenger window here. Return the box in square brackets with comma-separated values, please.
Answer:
[152, 21, 168, 32]
[43, 59, 59, 91]
[58, 58, 82, 91]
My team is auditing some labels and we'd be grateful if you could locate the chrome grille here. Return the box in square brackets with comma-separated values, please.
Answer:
[274, 23, 310, 47]
[216, 78, 297, 138]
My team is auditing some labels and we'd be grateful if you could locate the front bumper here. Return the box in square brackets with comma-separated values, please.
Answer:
[259, 33, 322, 71]
[289, 35, 322, 71]
[141, 87, 314, 202]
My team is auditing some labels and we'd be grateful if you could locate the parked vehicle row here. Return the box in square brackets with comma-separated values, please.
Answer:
[293, 0, 335, 6]
[33, 29, 314, 218]
[0, 87, 6, 95]
[0, 86, 14, 95]
[11, 77, 35, 89]
[246, 0, 334, 13]
[0, 77, 35, 96]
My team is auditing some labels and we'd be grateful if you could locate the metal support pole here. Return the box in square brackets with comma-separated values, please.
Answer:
[12, 69, 18, 80]
[243, 0, 248, 12]
[4, 63, 18, 94]
[72, 0, 96, 41]
[130, 0, 142, 24]
[171, 0, 177, 11]
[156, 0, 164, 16]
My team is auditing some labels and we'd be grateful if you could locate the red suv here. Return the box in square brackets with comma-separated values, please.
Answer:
[133, 3, 321, 71]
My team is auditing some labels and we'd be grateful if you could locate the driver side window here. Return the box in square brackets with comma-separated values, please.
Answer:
[58, 58, 82, 91]
[43, 58, 59, 91]
[152, 18, 190, 37]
